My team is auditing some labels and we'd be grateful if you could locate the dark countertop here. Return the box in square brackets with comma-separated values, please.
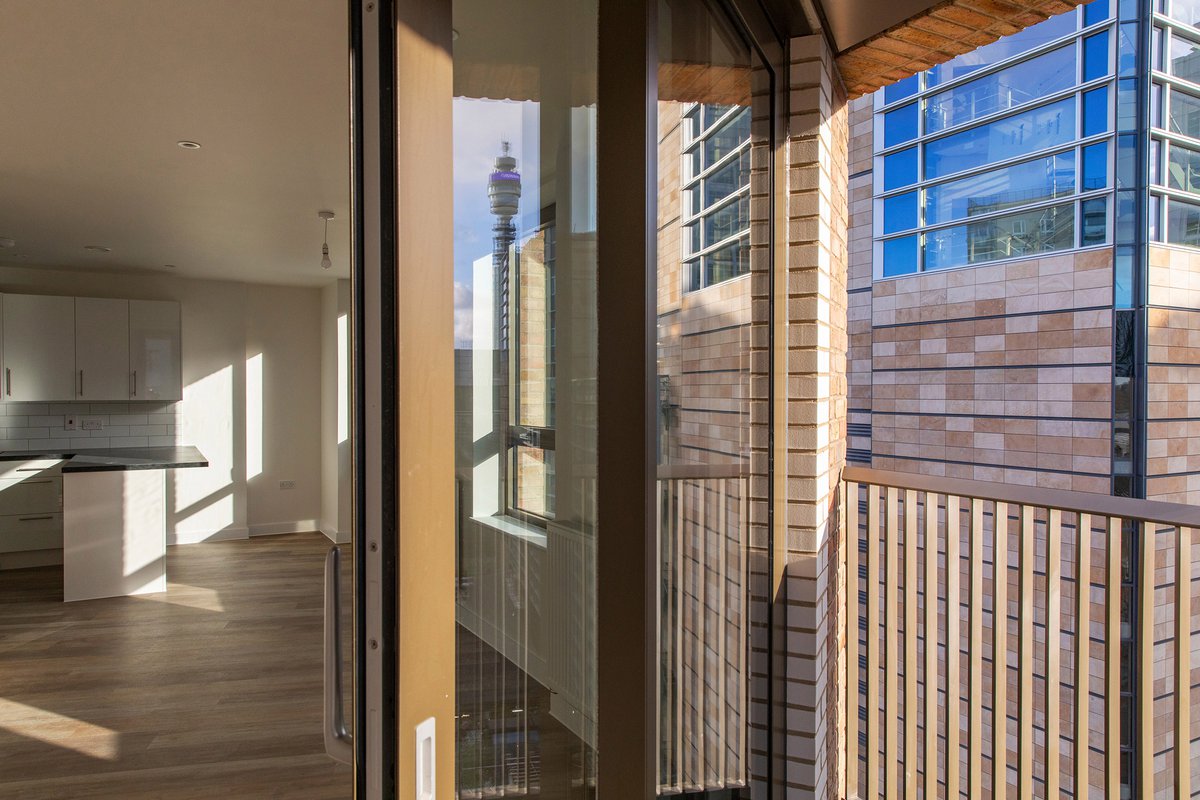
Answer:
[0, 446, 208, 473]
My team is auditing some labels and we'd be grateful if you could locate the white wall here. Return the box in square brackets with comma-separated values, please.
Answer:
[0, 265, 326, 545]
[320, 279, 352, 542]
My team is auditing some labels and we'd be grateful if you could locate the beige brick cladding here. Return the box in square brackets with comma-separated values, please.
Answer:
[783, 34, 848, 800]
[1147, 245, 1200, 503]
[847, 96, 874, 467]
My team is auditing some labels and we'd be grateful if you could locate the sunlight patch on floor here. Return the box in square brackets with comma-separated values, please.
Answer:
[0, 698, 120, 760]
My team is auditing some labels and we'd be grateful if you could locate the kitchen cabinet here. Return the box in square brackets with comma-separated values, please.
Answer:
[2, 294, 75, 401]
[75, 297, 130, 401]
[129, 300, 181, 401]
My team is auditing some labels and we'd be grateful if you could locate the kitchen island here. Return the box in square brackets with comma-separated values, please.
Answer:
[0, 446, 207, 601]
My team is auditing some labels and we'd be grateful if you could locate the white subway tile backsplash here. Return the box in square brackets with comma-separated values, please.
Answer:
[8, 428, 50, 439]
[110, 414, 148, 427]
[2, 417, 29, 429]
[71, 437, 108, 448]
[27, 415, 64, 427]
[102, 426, 130, 438]
[89, 403, 130, 415]
[147, 414, 176, 425]
[48, 428, 74, 439]
[0, 439, 29, 450]
[6, 404, 47, 416]
[0, 400, 184, 452]
[148, 435, 176, 447]
[130, 425, 167, 437]
[109, 436, 150, 448]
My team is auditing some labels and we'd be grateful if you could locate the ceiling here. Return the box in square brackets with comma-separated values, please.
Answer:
[0, 0, 350, 287]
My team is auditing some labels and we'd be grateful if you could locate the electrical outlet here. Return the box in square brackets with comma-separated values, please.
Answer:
[279, 480, 296, 490]
[64, 416, 77, 431]
[81, 417, 103, 431]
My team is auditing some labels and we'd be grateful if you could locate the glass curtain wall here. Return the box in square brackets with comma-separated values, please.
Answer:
[873, 0, 1118, 277]
[1149, 0, 1200, 245]
[657, 0, 768, 795]
[451, 0, 597, 796]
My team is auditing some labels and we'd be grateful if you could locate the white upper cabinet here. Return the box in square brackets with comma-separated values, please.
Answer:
[3, 294, 76, 402]
[129, 300, 181, 402]
[75, 298, 130, 401]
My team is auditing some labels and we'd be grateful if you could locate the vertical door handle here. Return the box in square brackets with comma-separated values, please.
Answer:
[6, 368, 11, 397]
[79, 370, 84, 397]
[324, 546, 354, 764]
[131, 370, 137, 397]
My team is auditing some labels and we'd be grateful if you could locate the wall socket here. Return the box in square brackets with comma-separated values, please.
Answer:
[64, 416, 77, 431]
[81, 417, 103, 431]
[279, 480, 296, 490]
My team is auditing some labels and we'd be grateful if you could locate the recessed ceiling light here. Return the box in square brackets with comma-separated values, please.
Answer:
[83, 245, 111, 253]
[176, 140, 202, 150]
[0, 238, 15, 249]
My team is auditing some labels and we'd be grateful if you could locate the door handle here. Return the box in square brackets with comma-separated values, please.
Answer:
[6, 368, 10, 397]
[79, 370, 84, 397]
[324, 545, 353, 764]
[131, 370, 137, 397]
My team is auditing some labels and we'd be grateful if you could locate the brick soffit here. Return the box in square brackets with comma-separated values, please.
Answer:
[833, 0, 1088, 98]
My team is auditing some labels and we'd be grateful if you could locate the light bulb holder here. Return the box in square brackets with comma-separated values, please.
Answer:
[318, 210, 335, 270]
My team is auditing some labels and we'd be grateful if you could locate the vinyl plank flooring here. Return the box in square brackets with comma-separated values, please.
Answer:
[0, 532, 353, 799]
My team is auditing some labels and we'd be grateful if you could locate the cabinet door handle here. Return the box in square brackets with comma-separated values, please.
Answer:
[132, 370, 138, 397]
[5, 368, 10, 397]
[18, 515, 54, 522]
[79, 369, 84, 397]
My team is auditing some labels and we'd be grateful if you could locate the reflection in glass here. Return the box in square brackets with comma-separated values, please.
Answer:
[883, 235, 919, 276]
[1083, 141, 1110, 190]
[883, 103, 919, 147]
[1085, 0, 1111, 25]
[1177, 35, 1200, 86]
[926, 13, 1076, 86]
[1082, 85, 1109, 136]
[1083, 30, 1111, 80]
[883, 147, 918, 190]
[1168, 142, 1200, 191]
[883, 191, 918, 233]
[884, 73, 919, 105]
[1173, 0, 1200, 26]
[453, 0, 597, 794]
[923, 98, 1075, 180]
[924, 151, 1074, 225]
[1081, 197, 1109, 245]
[1168, 196, 1200, 245]
[924, 46, 1075, 134]
[1170, 87, 1200, 137]
[925, 202, 1075, 269]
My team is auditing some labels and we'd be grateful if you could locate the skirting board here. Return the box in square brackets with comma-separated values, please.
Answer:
[169, 527, 249, 546]
[250, 520, 320, 537]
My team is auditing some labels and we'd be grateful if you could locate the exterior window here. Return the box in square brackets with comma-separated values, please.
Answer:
[883, 147, 918, 190]
[883, 74, 919, 105]
[1083, 85, 1109, 135]
[682, 103, 750, 292]
[1082, 141, 1110, 189]
[1083, 30, 1112, 80]
[882, 192, 918, 233]
[1167, 196, 1200, 245]
[883, 103, 919, 146]
[882, 235, 919, 276]
[1081, 197, 1109, 244]
[924, 45, 1076, 134]
[924, 151, 1074, 225]
[1084, 0, 1112, 26]
[1169, 88, 1200, 137]
[924, 203, 1075, 270]
[1172, 0, 1200, 26]
[924, 97, 1075, 180]
[1168, 142, 1200, 191]
[1170, 33, 1200, 84]
[926, 13, 1076, 87]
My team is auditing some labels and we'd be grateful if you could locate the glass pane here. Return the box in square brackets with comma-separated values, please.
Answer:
[1081, 197, 1109, 245]
[1168, 196, 1200, 245]
[452, 0, 597, 793]
[1150, 194, 1162, 240]
[1168, 142, 1200, 192]
[684, 145, 701, 180]
[1083, 30, 1111, 81]
[884, 73, 919, 105]
[1173, 0, 1200, 26]
[924, 97, 1076, 180]
[883, 102, 919, 147]
[1116, 133, 1136, 188]
[1118, 22, 1137, 73]
[924, 45, 1076, 134]
[1171, 33, 1200, 84]
[924, 203, 1075, 270]
[924, 151, 1074, 225]
[883, 235, 919, 276]
[1082, 141, 1110, 189]
[657, 0, 760, 792]
[883, 191, 918, 233]
[927, 13, 1077, 86]
[1082, 85, 1109, 136]
[1170, 87, 1200, 137]
[1085, 0, 1112, 25]
[883, 147, 918, 190]
[1152, 82, 1163, 128]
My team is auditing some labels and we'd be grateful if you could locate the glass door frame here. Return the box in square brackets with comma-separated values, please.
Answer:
[355, 0, 789, 796]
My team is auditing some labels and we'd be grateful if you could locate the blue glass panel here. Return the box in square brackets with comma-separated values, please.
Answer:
[924, 203, 1075, 270]
[1082, 85, 1109, 136]
[1083, 31, 1111, 81]
[926, 13, 1076, 87]
[923, 97, 1075, 180]
[883, 147, 918, 190]
[703, 108, 749, 166]
[1080, 197, 1108, 245]
[1118, 23, 1138, 74]
[1115, 190, 1136, 243]
[1168, 142, 1200, 193]
[883, 74, 919, 105]
[883, 192, 918, 233]
[1116, 133, 1137, 188]
[704, 196, 749, 247]
[883, 103, 919, 147]
[1170, 88, 1200, 138]
[1150, 139, 1161, 185]
[1082, 141, 1109, 190]
[703, 149, 749, 207]
[1114, 245, 1134, 308]
[925, 151, 1074, 225]
[1117, 78, 1137, 131]
[1117, 0, 1136, 20]
[924, 46, 1076, 134]
[1084, 0, 1111, 25]
[882, 235, 919, 276]
[1150, 195, 1162, 241]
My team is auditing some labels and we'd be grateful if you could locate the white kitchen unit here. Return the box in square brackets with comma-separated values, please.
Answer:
[3, 294, 75, 401]
[75, 297, 130, 400]
[0, 459, 64, 570]
[63, 469, 166, 602]
[129, 299, 182, 401]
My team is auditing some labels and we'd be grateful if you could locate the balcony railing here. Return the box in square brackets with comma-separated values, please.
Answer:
[842, 465, 1199, 799]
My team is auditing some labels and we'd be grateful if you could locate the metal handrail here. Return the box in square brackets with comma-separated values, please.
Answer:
[324, 546, 353, 765]
[844, 464, 1200, 529]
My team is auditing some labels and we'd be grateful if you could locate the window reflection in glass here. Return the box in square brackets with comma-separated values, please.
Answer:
[1082, 85, 1109, 136]
[883, 191, 918, 233]
[883, 147, 918, 190]
[924, 46, 1075, 134]
[882, 235, 919, 276]
[926, 13, 1077, 87]
[1170, 88, 1200, 137]
[923, 97, 1075, 180]
[924, 203, 1075, 269]
[884, 73, 919, 105]
[883, 102, 919, 147]
[1082, 141, 1110, 189]
[1172, 0, 1200, 26]
[1168, 196, 1200, 245]
[1085, 0, 1112, 25]
[924, 151, 1074, 225]
[1081, 197, 1109, 245]
[1083, 30, 1112, 80]
[1168, 142, 1200, 191]
[1171, 33, 1200, 84]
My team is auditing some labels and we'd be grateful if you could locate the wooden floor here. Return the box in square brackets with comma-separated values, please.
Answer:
[0, 532, 353, 799]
